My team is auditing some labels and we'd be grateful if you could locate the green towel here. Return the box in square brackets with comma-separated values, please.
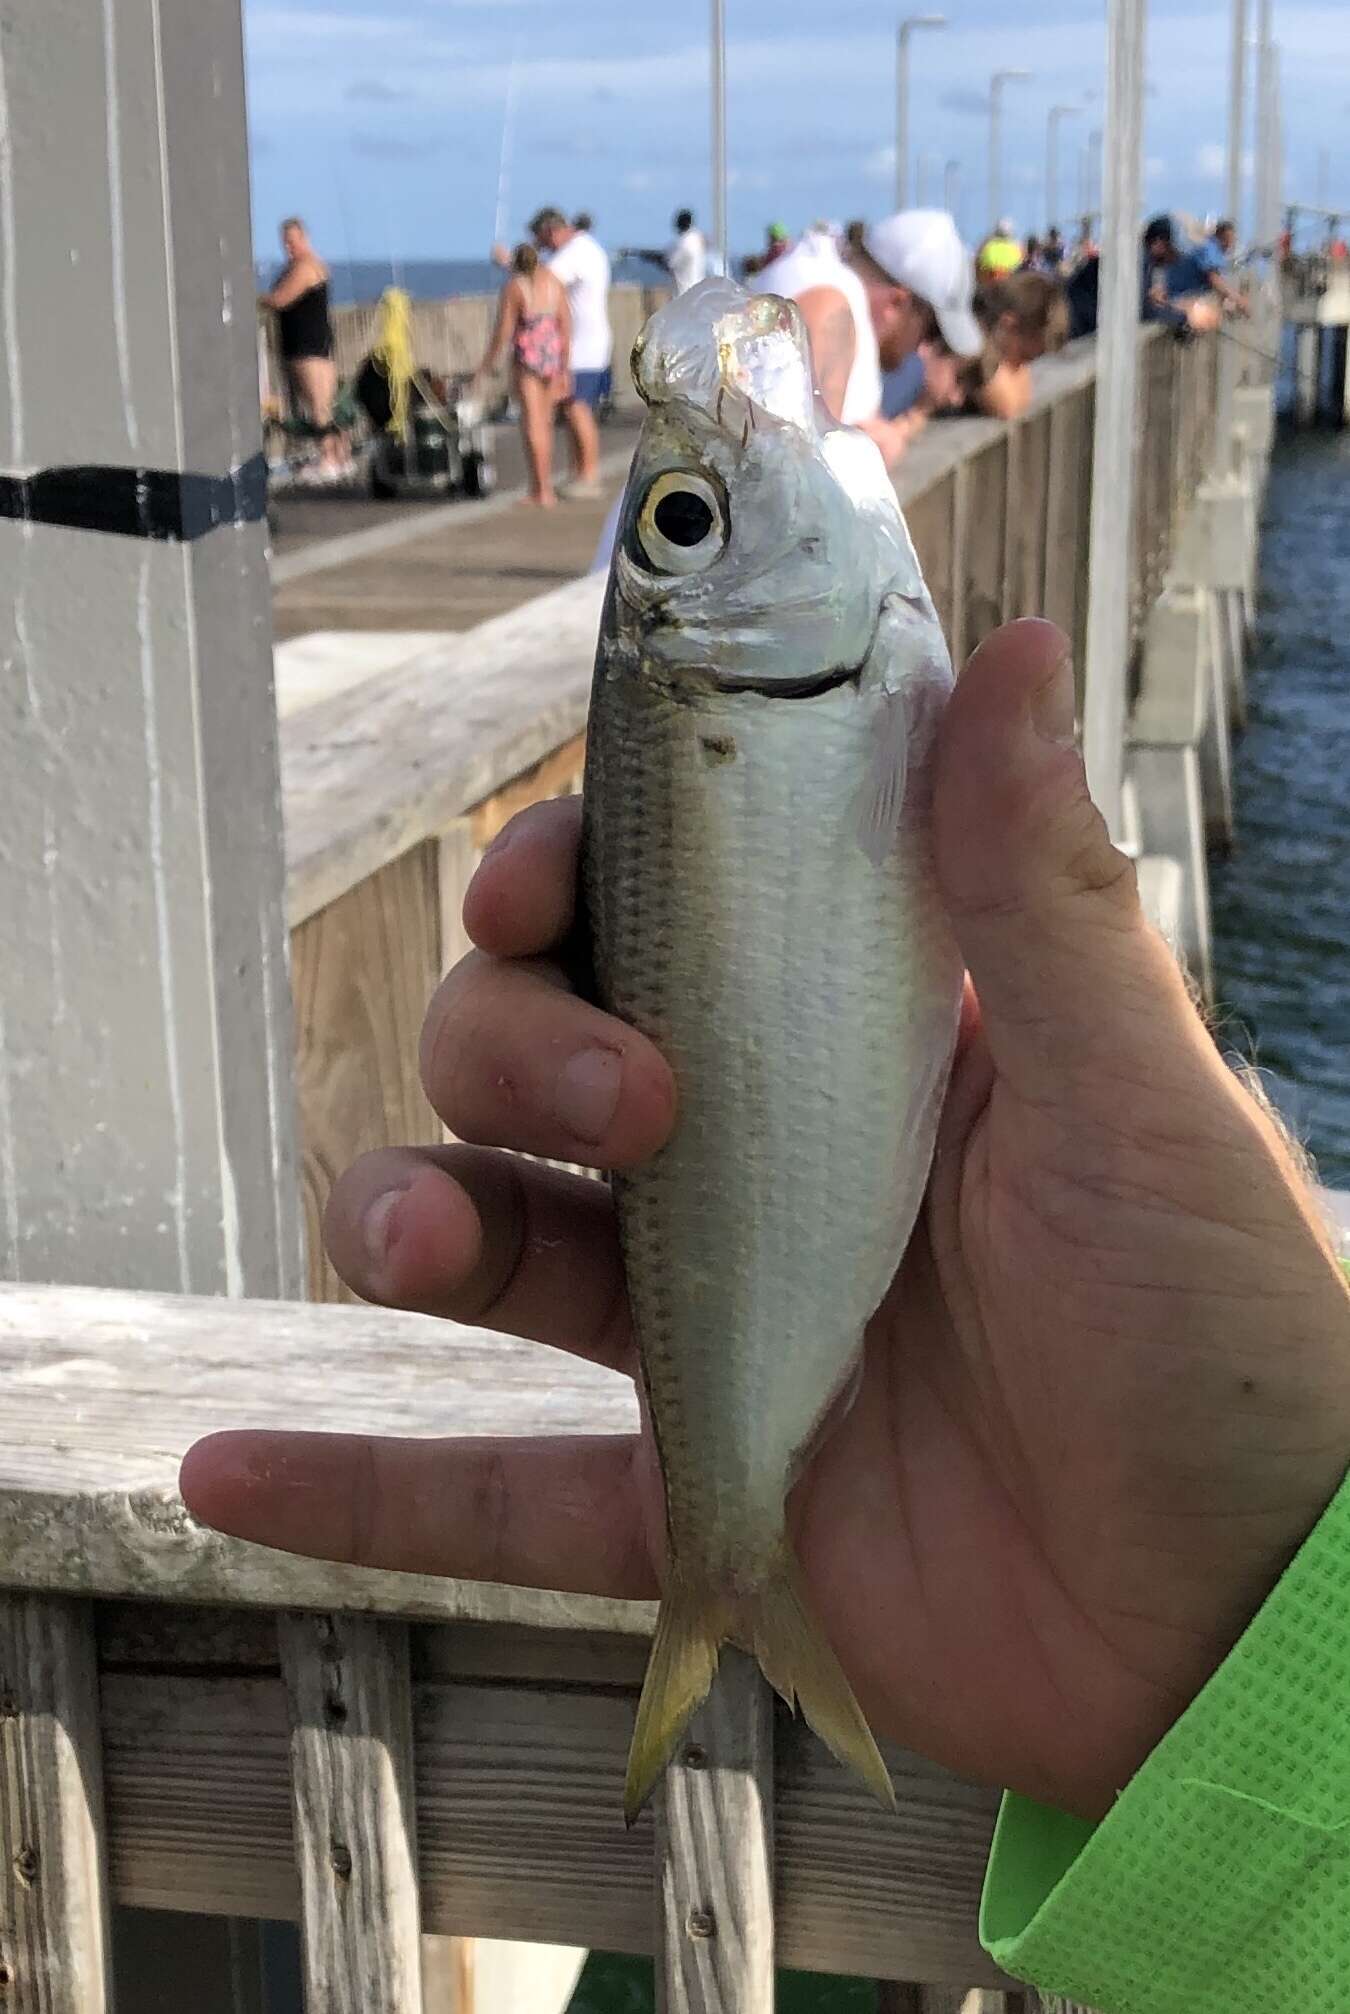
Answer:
[980, 1461, 1350, 2012]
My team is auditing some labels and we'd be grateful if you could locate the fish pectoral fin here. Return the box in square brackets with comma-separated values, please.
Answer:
[748, 1547, 896, 1813]
[854, 684, 912, 866]
[624, 1552, 895, 1822]
[853, 593, 954, 866]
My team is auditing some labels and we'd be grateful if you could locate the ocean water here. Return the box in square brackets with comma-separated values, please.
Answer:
[1210, 421, 1350, 1188]
[256, 254, 668, 307]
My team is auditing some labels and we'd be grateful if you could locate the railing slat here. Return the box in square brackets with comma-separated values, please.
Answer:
[656, 1652, 774, 2013]
[278, 1613, 425, 2014]
[0, 1596, 113, 2014]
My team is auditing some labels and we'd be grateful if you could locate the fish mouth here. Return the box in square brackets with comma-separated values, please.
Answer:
[708, 663, 861, 699]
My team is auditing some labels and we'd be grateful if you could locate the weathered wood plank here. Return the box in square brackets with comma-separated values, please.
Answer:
[0, 1282, 643, 1634]
[1006, 410, 1053, 622]
[96, 1605, 652, 1692]
[97, 1671, 1012, 1986]
[903, 474, 957, 645]
[960, 438, 1011, 656]
[278, 1613, 424, 2013]
[281, 577, 606, 927]
[656, 1651, 774, 2014]
[290, 844, 442, 1301]
[0, 1596, 113, 2013]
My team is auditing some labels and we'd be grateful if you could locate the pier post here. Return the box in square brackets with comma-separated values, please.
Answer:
[0, 1, 301, 2005]
[1082, 0, 1147, 841]
[1294, 327, 1320, 426]
[1129, 587, 1216, 998]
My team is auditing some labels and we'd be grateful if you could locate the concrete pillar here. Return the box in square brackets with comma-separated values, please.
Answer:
[1199, 591, 1236, 852]
[0, 3, 301, 2006]
[1295, 326, 1320, 426]
[1333, 326, 1350, 429]
[1233, 385, 1275, 501]
[1129, 587, 1215, 999]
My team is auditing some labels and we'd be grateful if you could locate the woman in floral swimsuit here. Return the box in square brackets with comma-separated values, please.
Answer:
[476, 243, 571, 507]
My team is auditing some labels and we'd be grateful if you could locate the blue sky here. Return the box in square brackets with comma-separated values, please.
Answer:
[244, 1, 1349, 262]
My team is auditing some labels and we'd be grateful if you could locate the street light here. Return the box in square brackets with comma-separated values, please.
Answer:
[989, 67, 1031, 231]
[944, 156, 962, 225]
[1046, 104, 1080, 234]
[896, 15, 947, 211]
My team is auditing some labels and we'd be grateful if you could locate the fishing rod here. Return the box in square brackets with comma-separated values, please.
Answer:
[494, 34, 522, 251]
[1216, 323, 1283, 367]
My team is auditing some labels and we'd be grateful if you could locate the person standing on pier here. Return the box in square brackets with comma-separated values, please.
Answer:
[530, 207, 611, 500]
[262, 217, 348, 478]
[473, 243, 571, 509]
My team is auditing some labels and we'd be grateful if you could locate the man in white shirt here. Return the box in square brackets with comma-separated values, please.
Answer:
[530, 207, 612, 497]
[751, 208, 983, 469]
[666, 210, 707, 294]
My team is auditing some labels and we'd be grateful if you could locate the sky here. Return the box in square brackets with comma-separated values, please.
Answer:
[243, 0, 1350, 263]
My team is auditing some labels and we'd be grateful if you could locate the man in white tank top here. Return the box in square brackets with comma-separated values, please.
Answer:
[750, 210, 982, 469]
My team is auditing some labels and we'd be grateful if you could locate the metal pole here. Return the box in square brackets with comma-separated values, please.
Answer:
[1083, 0, 1147, 839]
[711, 0, 727, 275]
[1255, 0, 1272, 246]
[989, 69, 1031, 232]
[1225, 0, 1246, 232]
[944, 157, 962, 221]
[896, 17, 947, 213]
[896, 25, 911, 209]
[1047, 106, 1079, 234]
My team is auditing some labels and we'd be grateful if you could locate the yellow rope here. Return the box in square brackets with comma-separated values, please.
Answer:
[370, 287, 416, 436]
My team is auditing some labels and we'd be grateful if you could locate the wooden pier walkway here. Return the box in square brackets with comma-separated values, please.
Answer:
[270, 416, 641, 644]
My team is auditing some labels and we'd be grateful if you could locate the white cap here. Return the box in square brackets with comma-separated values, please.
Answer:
[863, 209, 982, 357]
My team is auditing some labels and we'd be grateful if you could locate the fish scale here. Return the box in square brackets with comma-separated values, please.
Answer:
[582, 278, 963, 1820]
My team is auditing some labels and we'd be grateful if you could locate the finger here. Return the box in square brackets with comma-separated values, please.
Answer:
[933, 619, 1198, 1105]
[323, 1144, 635, 1373]
[179, 1430, 658, 1599]
[420, 952, 676, 1168]
[464, 797, 583, 959]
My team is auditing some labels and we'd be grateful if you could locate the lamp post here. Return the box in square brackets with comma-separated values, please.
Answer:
[989, 67, 1032, 230]
[711, 0, 728, 277]
[1046, 103, 1080, 234]
[896, 14, 947, 210]
[1225, 0, 1247, 234]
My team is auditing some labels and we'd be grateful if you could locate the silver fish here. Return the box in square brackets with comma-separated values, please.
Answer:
[583, 278, 963, 1819]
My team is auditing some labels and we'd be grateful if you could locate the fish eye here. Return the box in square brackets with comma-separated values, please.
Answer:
[635, 471, 727, 576]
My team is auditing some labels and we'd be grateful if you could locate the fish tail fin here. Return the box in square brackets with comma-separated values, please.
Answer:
[746, 1545, 896, 1813]
[623, 1548, 894, 1823]
[624, 1573, 732, 1825]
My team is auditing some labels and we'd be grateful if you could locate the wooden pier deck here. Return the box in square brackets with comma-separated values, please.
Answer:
[270, 415, 642, 644]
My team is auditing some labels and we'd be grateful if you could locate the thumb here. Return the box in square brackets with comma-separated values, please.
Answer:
[932, 619, 1190, 1103]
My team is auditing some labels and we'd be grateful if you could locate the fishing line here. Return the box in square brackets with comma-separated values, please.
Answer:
[493, 33, 522, 251]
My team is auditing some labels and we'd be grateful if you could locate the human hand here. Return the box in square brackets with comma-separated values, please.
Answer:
[182, 620, 1350, 1821]
[917, 340, 964, 412]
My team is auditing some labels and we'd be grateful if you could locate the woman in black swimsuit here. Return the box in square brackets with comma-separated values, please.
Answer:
[263, 218, 347, 477]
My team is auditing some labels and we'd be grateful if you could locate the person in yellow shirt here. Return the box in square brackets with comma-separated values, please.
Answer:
[977, 216, 1024, 279]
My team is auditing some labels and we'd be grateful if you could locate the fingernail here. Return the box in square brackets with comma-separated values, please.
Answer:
[554, 1046, 622, 1144]
[1029, 653, 1077, 747]
[363, 1188, 408, 1271]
